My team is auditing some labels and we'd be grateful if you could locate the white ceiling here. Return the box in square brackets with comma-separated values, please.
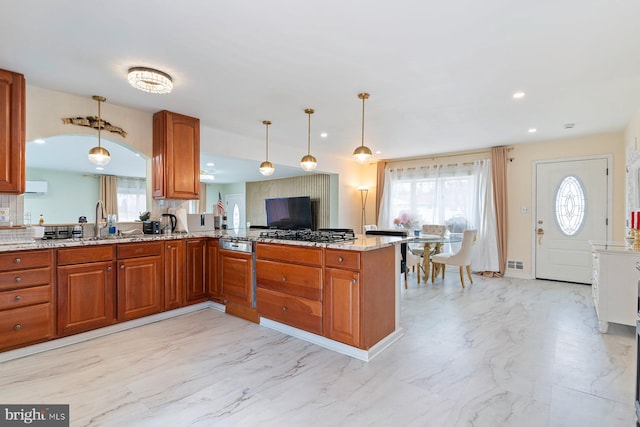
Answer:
[3, 0, 640, 172]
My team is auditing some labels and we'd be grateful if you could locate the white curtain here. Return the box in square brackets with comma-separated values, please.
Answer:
[378, 160, 499, 271]
[116, 177, 147, 222]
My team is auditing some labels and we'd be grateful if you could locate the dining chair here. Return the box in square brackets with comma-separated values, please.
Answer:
[430, 229, 477, 288]
[408, 224, 446, 283]
[363, 224, 378, 231]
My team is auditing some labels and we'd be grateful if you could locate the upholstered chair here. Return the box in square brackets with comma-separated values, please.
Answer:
[431, 229, 478, 288]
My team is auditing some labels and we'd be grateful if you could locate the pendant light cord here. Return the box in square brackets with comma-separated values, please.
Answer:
[361, 95, 365, 148]
[307, 110, 311, 155]
[97, 98, 102, 148]
[265, 122, 269, 160]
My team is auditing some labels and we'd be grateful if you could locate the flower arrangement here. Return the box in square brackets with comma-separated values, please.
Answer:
[393, 212, 419, 229]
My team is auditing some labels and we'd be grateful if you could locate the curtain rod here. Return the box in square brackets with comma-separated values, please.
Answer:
[383, 146, 513, 165]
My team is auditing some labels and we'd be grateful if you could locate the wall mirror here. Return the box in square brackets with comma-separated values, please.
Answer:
[25, 134, 148, 224]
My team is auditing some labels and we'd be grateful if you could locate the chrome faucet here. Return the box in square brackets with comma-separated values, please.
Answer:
[95, 200, 106, 238]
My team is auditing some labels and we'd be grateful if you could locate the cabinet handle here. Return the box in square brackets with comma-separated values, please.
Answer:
[15, 295, 22, 301]
[14, 277, 21, 283]
[281, 277, 286, 282]
[351, 278, 356, 284]
[167, 245, 172, 249]
[14, 258, 21, 264]
[13, 324, 21, 331]
[282, 306, 287, 311]
[120, 265, 125, 270]
[338, 257, 343, 263]
[107, 266, 112, 271]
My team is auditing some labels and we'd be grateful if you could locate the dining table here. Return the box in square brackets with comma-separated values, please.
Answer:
[410, 233, 462, 282]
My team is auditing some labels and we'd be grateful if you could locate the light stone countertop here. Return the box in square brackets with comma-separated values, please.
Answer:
[0, 229, 409, 253]
[589, 240, 640, 255]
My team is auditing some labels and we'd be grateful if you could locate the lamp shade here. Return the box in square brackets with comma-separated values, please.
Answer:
[88, 146, 111, 166]
[300, 154, 318, 172]
[259, 160, 275, 176]
[353, 145, 373, 164]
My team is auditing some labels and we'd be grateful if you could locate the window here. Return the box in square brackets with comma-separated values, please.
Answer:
[555, 175, 586, 236]
[117, 178, 146, 222]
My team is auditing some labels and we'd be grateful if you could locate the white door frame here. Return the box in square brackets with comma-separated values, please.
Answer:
[531, 154, 613, 280]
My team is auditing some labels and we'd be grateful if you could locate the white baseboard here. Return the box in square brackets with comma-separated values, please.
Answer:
[259, 317, 403, 362]
[504, 271, 534, 279]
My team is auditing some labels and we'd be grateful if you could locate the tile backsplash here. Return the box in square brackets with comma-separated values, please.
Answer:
[0, 194, 24, 226]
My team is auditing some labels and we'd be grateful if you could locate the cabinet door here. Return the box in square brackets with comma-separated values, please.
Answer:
[0, 68, 25, 194]
[220, 250, 253, 307]
[57, 261, 116, 336]
[324, 268, 360, 347]
[118, 255, 163, 321]
[186, 239, 207, 303]
[207, 240, 220, 299]
[152, 110, 200, 199]
[164, 240, 185, 310]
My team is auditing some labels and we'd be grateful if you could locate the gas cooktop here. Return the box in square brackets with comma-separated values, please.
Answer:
[258, 229, 356, 243]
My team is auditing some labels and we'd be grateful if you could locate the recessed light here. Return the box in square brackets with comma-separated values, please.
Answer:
[375, 150, 381, 155]
[564, 123, 575, 129]
[206, 162, 215, 167]
[96, 167, 104, 170]
[320, 132, 328, 138]
[512, 91, 526, 99]
[528, 128, 537, 133]
[33, 139, 45, 144]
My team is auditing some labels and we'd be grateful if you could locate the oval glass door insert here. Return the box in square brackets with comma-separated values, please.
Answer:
[555, 175, 586, 236]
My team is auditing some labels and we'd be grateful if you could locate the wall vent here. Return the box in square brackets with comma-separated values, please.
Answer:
[507, 260, 524, 270]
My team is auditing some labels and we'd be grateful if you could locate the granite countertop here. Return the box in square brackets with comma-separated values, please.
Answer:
[0, 229, 410, 253]
[589, 240, 640, 254]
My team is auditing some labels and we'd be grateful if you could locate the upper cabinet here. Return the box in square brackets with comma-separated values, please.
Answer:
[0, 68, 25, 194]
[152, 110, 200, 200]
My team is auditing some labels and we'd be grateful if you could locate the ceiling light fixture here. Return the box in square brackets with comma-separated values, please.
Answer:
[259, 120, 275, 176]
[353, 92, 373, 164]
[87, 95, 111, 166]
[300, 108, 318, 172]
[512, 91, 526, 99]
[528, 128, 537, 133]
[127, 67, 173, 94]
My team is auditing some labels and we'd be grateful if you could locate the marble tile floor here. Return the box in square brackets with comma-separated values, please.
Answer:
[0, 269, 636, 426]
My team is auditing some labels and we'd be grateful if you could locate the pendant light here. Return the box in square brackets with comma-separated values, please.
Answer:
[353, 92, 373, 164]
[300, 108, 318, 172]
[259, 120, 275, 176]
[88, 95, 111, 166]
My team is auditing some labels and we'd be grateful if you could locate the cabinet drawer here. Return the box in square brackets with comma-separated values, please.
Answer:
[256, 259, 322, 300]
[257, 288, 322, 335]
[0, 250, 52, 271]
[0, 267, 52, 291]
[0, 303, 54, 349]
[57, 245, 114, 265]
[325, 249, 361, 270]
[117, 242, 163, 259]
[256, 244, 323, 266]
[0, 285, 51, 310]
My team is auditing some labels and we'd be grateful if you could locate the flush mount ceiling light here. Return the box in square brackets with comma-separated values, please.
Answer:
[353, 92, 373, 164]
[87, 95, 111, 166]
[300, 108, 318, 172]
[259, 120, 275, 176]
[512, 91, 526, 99]
[127, 67, 173, 94]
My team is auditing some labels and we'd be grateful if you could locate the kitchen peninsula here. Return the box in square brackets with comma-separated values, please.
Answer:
[0, 230, 406, 362]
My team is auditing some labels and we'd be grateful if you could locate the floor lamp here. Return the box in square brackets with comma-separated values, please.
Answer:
[358, 186, 368, 234]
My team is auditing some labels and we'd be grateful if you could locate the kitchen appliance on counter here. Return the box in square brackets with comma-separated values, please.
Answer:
[43, 225, 72, 239]
[258, 229, 356, 243]
[143, 220, 161, 234]
[161, 213, 177, 234]
[187, 213, 215, 232]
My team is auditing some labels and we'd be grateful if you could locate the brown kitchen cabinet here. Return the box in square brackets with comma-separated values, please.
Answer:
[185, 239, 207, 304]
[220, 245, 254, 307]
[57, 245, 116, 336]
[0, 68, 26, 194]
[256, 244, 323, 335]
[164, 240, 185, 310]
[324, 247, 395, 349]
[0, 249, 54, 350]
[152, 110, 200, 199]
[117, 242, 163, 321]
[206, 239, 220, 301]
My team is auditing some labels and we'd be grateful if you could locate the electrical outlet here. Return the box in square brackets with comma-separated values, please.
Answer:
[520, 206, 529, 214]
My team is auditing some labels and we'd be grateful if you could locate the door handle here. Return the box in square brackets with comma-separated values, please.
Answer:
[536, 228, 544, 235]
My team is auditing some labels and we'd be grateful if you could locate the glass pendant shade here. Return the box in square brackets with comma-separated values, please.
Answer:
[259, 160, 275, 176]
[300, 154, 318, 172]
[88, 146, 111, 166]
[353, 145, 373, 164]
[353, 92, 373, 164]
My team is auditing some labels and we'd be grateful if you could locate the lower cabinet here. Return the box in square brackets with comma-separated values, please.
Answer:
[324, 266, 360, 346]
[185, 239, 207, 303]
[206, 239, 220, 300]
[117, 242, 163, 321]
[57, 245, 116, 336]
[219, 248, 254, 307]
[0, 249, 55, 350]
[256, 244, 323, 334]
[164, 240, 185, 310]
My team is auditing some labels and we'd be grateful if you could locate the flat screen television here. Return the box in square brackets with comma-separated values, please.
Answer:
[265, 196, 313, 230]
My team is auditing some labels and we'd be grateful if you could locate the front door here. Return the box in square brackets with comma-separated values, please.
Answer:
[535, 158, 609, 284]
